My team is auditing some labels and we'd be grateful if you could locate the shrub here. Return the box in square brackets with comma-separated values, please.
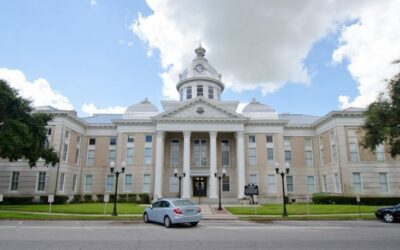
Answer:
[138, 193, 150, 204]
[97, 194, 104, 202]
[1, 196, 34, 205]
[71, 195, 82, 203]
[83, 194, 93, 202]
[127, 193, 137, 203]
[39, 195, 69, 204]
[312, 194, 400, 205]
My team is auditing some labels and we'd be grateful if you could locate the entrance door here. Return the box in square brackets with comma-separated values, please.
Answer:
[193, 177, 207, 197]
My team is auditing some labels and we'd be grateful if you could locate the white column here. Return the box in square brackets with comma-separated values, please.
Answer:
[236, 131, 245, 198]
[209, 131, 218, 198]
[182, 131, 191, 199]
[154, 131, 165, 200]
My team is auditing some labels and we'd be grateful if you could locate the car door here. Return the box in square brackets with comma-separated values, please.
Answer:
[147, 201, 161, 222]
[158, 201, 171, 222]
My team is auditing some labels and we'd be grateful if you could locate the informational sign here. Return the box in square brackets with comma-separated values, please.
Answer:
[104, 194, 110, 203]
[244, 184, 259, 196]
[356, 196, 360, 203]
[0, 194, 3, 202]
[48, 195, 54, 203]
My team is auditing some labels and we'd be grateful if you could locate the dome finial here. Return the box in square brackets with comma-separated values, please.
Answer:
[195, 44, 206, 57]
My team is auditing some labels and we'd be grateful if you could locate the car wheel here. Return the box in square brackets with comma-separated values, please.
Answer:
[383, 212, 394, 223]
[190, 222, 198, 227]
[164, 216, 172, 228]
[143, 213, 149, 223]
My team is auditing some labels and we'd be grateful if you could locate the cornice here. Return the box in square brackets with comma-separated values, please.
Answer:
[312, 111, 364, 128]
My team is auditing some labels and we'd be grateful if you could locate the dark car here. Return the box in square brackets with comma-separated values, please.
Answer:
[375, 204, 400, 223]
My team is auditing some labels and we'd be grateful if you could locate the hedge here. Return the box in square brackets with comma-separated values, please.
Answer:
[1, 196, 34, 205]
[312, 195, 400, 205]
[39, 195, 69, 204]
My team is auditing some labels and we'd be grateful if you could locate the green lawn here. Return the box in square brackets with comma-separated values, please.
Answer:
[0, 203, 145, 214]
[226, 204, 379, 215]
[0, 210, 141, 220]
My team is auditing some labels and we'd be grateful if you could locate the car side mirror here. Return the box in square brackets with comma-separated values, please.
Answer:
[149, 205, 153, 209]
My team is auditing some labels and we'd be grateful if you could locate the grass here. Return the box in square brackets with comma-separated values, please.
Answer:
[0, 210, 141, 220]
[0, 203, 145, 214]
[226, 204, 379, 215]
[241, 214, 377, 221]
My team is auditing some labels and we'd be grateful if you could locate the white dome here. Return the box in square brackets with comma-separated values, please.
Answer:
[242, 98, 278, 119]
[123, 98, 158, 119]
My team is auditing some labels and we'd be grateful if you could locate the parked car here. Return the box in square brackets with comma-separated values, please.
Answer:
[375, 204, 400, 223]
[143, 198, 202, 228]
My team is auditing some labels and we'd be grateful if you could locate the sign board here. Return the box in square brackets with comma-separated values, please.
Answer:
[48, 195, 54, 203]
[0, 194, 3, 202]
[356, 196, 360, 203]
[244, 184, 259, 196]
[104, 194, 109, 203]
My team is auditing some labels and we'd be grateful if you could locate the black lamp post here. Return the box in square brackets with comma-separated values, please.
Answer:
[174, 168, 186, 198]
[214, 168, 226, 210]
[109, 161, 126, 216]
[275, 162, 290, 217]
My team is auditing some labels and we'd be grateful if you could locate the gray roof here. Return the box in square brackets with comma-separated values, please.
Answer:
[82, 114, 122, 124]
[342, 107, 366, 112]
[279, 113, 320, 125]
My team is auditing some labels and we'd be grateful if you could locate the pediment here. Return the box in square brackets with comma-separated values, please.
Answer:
[154, 97, 246, 121]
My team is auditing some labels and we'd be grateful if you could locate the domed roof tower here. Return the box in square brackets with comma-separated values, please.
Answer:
[123, 98, 158, 119]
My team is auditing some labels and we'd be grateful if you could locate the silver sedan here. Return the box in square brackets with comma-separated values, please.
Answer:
[143, 198, 203, 227]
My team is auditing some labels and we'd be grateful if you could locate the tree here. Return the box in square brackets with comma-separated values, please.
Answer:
[363, 71, 400, 158]
[0, 80, 59, 167]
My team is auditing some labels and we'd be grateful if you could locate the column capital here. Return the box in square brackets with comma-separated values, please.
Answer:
[235, 131, 244, 139]
[209, 131, 218, 138]
[156, 131, 165, 138]
[183, 131, 191, 139]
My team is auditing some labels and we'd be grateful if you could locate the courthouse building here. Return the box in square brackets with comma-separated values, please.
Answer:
[1, 46, 399, 203]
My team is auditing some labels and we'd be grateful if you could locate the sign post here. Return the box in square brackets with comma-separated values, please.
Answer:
[104, 194, 110, 215]
[48, 195, 54, 214]
[0, 194, 3, 203]
[356, 196, 361, 218]
[245, 184, 259, 215]
[306, 193, 310, 215]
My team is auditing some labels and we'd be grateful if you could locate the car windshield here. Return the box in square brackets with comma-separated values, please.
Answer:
[172, 200, 195, 206]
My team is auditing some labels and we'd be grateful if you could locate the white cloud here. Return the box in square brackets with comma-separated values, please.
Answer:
[332, 0, 400, 109]
[0, 68, 74, 110]
[90, 0, 96, 6]
[132, 0, 373, 100]
[81, 103, 126, 116]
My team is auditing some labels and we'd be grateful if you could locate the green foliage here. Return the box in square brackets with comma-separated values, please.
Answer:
[363, 72, 400, 157]
[83, 195, 93, 202]
[138, 193, 150, 204]
[1, 196, 34, 205]
[0, 80, 59, 167]
[71, 195, 82, 203]
[39, 195, 69, 204]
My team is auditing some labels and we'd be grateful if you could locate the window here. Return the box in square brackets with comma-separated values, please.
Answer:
[248, 135, 256, 143]
[319, 136, 325, 165]
[169, 176, 179, 192]
[124, 174, 133, 192]
[108, 149, 116, 165]
[249, 174, 257, 185]
[179, 88, 183, 101]
[59, 173, 65, 192]
[304, 138, 313, 167]
[170, 140, 179, 167]
[87, 149, 95, 166]
[376, 144, 385, 162]
[197, 85, 203, 96]
[221, 140, 230, 166]
[330, 130, 337, 163]
[10, 172, 19, 191]
[186, 86, 192, 99]
[144, 148, 152, 165]
[322, 175, 327, 192]
[348, 129, 359, 162]
[248, 135, 256, 165]
[142, 174, 151, 193]
[307, 176, 315, 194]
[334, 173, 341, 193]
[208, 86, 214, 99]
[75, 136, 81, 164]
[37, 172, 46, 191]
[286, 175, 293, 192]
[352, 173, 362, 192]
[89, 138, 96, 145]
[222, 176, 230, 192]
[268, 175, 276, 193]
[110, 137, 117, 146]
[62, 130, 70, 162]
[145, 135, 153, 143]
[194, 140, 207, 167]
[284, 137, 291, 164]
[379, 173, 388, 192]
[84, 175, 93, 192]
[127, 135, 134, 143]
[126, 148, 134, 165]
[72, 174, 77, 192]
[45, 128, 52, 148]
[106, 175, 114, 192]
[266, 135, 274, 165]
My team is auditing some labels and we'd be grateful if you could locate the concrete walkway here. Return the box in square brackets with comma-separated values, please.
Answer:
[198, 205, 237, 220]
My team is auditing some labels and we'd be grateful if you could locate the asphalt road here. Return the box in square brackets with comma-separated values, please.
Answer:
[0, 219, 399, 250]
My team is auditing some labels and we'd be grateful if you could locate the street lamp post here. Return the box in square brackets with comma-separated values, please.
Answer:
[109, 161, 126, 216]
[214, 168, 226, 211]
[174, 168, 186, 198]
[275, 162, 290, 217]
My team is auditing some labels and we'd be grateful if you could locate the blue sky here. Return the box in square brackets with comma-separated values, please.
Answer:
[1, 0, 398, 117]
